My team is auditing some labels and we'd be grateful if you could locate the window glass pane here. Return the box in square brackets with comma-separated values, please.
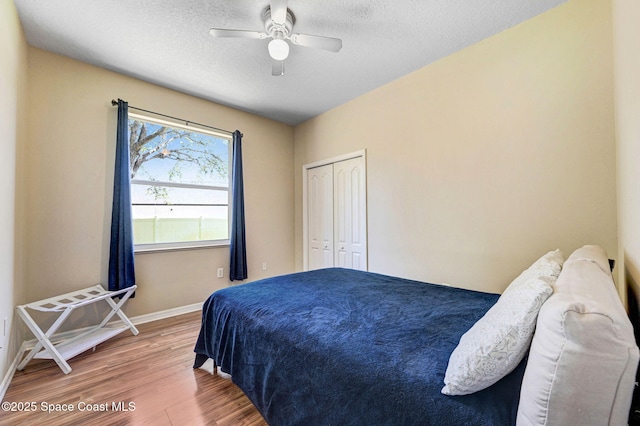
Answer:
[132, 206, 229, 244]
[129, 119, 229, 187]
[128, 116, 231, 248]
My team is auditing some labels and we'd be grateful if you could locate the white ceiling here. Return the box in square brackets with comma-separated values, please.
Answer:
[14, 0, 566, 126]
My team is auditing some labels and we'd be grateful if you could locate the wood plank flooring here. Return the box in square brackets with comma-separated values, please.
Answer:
[1, 311, 267, 426]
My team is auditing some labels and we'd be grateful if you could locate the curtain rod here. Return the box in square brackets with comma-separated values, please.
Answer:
[111, 99, 239, 136]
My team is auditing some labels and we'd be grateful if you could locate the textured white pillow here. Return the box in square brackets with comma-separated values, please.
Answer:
[441, 250, 564, 395]
[442, 275, 554, 395]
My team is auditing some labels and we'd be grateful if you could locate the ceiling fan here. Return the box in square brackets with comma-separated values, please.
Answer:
[209, 0, 342, 76]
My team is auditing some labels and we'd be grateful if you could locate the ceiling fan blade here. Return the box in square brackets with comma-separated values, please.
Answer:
[290, 34, 342, 52]
[270, 0, 288, 25]
[210, 28, 267, 39]
[272, 60, 284, 76]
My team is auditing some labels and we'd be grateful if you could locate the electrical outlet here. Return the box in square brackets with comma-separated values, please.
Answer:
[217, 268, 224, 278]
[262, 262, 267, 271]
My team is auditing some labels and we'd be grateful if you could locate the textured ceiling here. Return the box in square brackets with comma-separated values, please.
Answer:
[14, 0, 566, 126]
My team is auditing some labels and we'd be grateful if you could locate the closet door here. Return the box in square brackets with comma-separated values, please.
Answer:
[307, 164, 334, 270]
[333, 157, 367, 271]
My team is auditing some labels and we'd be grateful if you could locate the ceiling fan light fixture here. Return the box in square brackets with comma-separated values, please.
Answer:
[268, 38, 289, 61]
[209, 2, 341, 75]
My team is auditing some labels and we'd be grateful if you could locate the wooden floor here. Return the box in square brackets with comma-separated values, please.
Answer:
[1, 311, 267, 426]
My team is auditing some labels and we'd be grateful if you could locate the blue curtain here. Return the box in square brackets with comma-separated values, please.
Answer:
[229, 130, 247, 281]
[108, 99, 136, 294]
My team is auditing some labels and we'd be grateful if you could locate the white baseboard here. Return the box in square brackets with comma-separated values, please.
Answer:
[128, 302, 202, 325]
[0, 301, 202, 402]
[0, 341, 29, 402]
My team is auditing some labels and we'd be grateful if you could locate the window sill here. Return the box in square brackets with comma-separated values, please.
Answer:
[134, 241, 229, 254]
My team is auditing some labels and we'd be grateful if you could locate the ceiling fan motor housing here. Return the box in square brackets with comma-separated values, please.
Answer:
[263, 6, 295, 40]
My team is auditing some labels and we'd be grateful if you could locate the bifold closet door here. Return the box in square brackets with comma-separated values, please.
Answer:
[333, 157, 367, 271]
[307, 164, 334, 270]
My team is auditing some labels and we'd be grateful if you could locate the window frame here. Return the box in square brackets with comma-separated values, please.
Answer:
[128, 112, 233, 253]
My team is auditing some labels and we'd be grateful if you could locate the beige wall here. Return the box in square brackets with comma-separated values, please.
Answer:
[0, 0, 28, 384]
[24, 48, 295, 321]
[613, 0, 640, 303]
[295, 0, 616, 294]
[1, 0, 628, 386]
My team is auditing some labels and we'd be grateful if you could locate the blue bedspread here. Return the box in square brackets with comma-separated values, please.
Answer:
[194, 268, 525, 425]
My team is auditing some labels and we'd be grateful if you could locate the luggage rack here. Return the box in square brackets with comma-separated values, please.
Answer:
[16, 284, 138, 374]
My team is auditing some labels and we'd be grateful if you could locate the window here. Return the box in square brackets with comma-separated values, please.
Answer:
[128, 113, 232, 251]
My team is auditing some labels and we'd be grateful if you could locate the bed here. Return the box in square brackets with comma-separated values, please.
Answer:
[194, 245, 639, 425]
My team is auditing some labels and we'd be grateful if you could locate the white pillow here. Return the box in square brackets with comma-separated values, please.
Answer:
[503, 249, 564, 295]
[442, 275, 554, 395]
[441, 249, 565, 396]
[516, 245, 639, 426]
